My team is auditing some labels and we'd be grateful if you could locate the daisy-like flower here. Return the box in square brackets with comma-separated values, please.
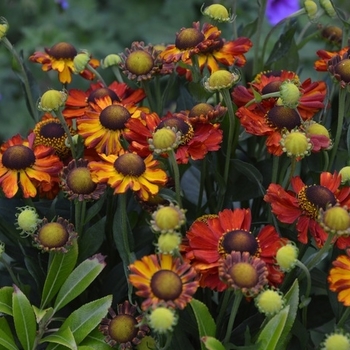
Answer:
[328, 252, 350, 306]
[62, 81, 146, 120]
[264, 171, 350, 248]
[128, 254, 199, 310]
[99, 301, 149, 349]
[29, 42, 100, 84]
[328, 49, 350, 88]
[219, 251, 268, 297]
[232, 71, 327, 155]
[119, 41, 168, 81]
[125, 111, 223, 164]
[77, 95, 149, 155]
[33, 217, 77, 253]
[302, 121, 332, 152]
[160, 22, 252, 73]
[60, 158, 106, 201]
[186, 102, 227, 124]
[89, 150, 167, 201]
[314, 46, 349, 72]
[182, 208, 288, 291]
[33, 113, 75, 160]
[0, 133, 63, 198]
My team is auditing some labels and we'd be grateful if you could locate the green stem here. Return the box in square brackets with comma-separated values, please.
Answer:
[168, 149, 182, 207]
[111, 66, 125, 83]
[53, 109, 77, 160]
[271, 155, 280, 184]
[252, 0, 267, 74]
[74, 199, 86, 237]
[196, 158, 207, 217]
[337, 306, 350, 328]
[1, 37, 38, 122]
[216, 289, 233, 338]
[0, 255, 21, 286]
[87, 63, 107, 87]
[329, 88, 346, 171]
[221, 89, 237, 189]
[141, 80, 156, 113]
[223, 290, 243, 345]
[295, 260, 311, 327]
[305, 232, 335, 272]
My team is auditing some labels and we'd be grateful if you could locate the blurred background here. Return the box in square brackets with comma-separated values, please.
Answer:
[0, 0, 347, 141]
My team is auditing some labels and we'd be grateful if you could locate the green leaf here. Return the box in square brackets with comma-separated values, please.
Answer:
[201, 336, 225, 350]
[12, 285, 36, 350]
[0, 317, 19, 350]
[41, 240, 78, 309]
[276, 279, 299, 350]
[190, 299, 216, 350]
[257, 305, 290, 350]
[83, 193, 106, 225]
[0, 286, 13, 316]
[32, 305, 54, 325]
[77, 347, 95, 350]
[43, 327, 77, 350]
[53, 254, 106, 312]
[79, 328, 112, 350]
[78, 217, 106, 263]
[58, 295, 112, 344]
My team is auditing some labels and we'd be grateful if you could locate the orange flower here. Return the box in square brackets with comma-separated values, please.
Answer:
[77, 95, 149, 155]
[125, 111, 223, 164]
[89, 150, 167, 201]
[29, 42, 99, 84]
[328, 254, 350, 306]
[0, 134, 63, 198]
[128, 254, 199, 310]
[264, 172, 350, 248]
[314, 46, 349, 71]
[182, 208, 288, 291]
[62, 81, 146, 119]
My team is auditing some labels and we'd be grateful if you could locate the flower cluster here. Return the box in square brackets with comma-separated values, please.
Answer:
[1, 1, 350, 349]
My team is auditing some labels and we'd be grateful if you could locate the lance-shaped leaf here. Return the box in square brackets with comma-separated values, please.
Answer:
[0, 286, 13, 316]
[55, 295, 112, 345]
[201, 336, 225, 350]
[257, 305, 290, 350]
[53, 254, 106, 312]
[12, 285, 36, 350]
[0, 317, 19, 350]
[42, 327, 76, 350]
[190, 299, 216, 350]
[79, 328, 112, 350]
[41, 241, 78, 309]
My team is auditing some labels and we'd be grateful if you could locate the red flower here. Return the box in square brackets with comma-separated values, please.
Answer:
[232, 70, 327, 155]
[182, 208, 288, 291]
[125, 111, 223, 164]
[62, 81, 146, 120]
[264, 172, 350, 248]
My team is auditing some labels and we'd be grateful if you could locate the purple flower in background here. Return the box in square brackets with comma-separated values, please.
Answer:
[54, 0, 69, 11]
[266, 0, 300, 25]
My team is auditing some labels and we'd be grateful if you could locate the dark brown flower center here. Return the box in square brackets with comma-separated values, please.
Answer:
[39, 121, 65, 138]
[126, 50, 154, 75]
[157, 117, 193, 144]
[66, 167, 96, 194]
[109, 314, 137, 343]
[175, 28, 205, 50]
[114, 153, 146, 177]
[48, 42, 77, 59]
[298, 185, 337, 218]
[150, 270, 183, 301]
[218, 229, 259, 256]
[229, 262, 258, 288]
[261, 81, 283, 94]
[37, 222, 69, 248]
[189, 103, 214, 117]
[99, 105, 131, 131]
[266, 105, 301, 130]
[87, 88, 120, 103]
[2, 145, 36, 170]
[335, 59, 350, 83]
[321, 26, 342, 44]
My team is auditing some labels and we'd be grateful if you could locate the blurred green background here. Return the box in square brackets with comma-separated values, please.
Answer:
[0, 0, 347, 142]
